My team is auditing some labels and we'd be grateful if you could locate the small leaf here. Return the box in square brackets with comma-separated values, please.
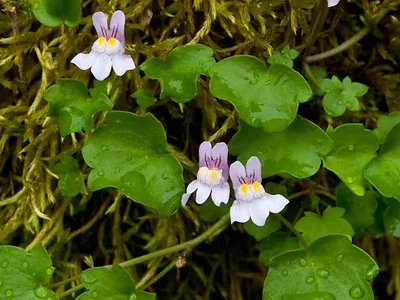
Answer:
[259, 232, 299, 265]
[210, 56, 312, 133]
[229, 116, 333, 179]
[336, 183, 378, 234]
[364, 123, 400, 201]
[308, 65, 327, 96]
[373, 112, 400, 142]
[44, 79, 112, 137]
[32, 0, 81, 27]
[76, 265, 155, 300]
[199, 200, 230, 223]
[265, 182, 288, 198]
[140, 44, 215, 103]
[267, 46, 299, 68]
[263, 235, 379, 300]
[53, 155, 86, 197]
[294, 207, 354, 245]
[244, 214, 281, 241]
[131, 88, 157, 108]
[0, 245, 58, 299]
[383, 198, 400, 237]
[322, 124, 380, 196]
[82, 111, 184, 216]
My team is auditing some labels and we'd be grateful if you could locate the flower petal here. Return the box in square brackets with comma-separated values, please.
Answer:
[71, 51, 98, 70]
[211, 182, 230, 206]
[112, 54, 135, 76]
[265, 193, 289, 213]
[91, 54, 112, 81]
[93, 12, 109, 38]
[249, 198, 270, 226]
[212, 142, 229, 179]
[246, 156, 262, 183]
[181, 180, 198, 205]
[230, 200, 250, 224]
[229, 161, 246, 190]
[195, 182, 212, 204]
[327, 0, 340, 7]
[110, 10, 126, 47]
[199, 141, 212, 168]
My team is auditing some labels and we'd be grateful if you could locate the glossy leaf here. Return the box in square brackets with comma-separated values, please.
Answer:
[131, 88, 157, 108]
[82, 111, 184, 216]
[323, 124, 380, 196]
[309, 65, 327, 96]
[364, 123, 400, 201]
[53, 155, 86, 197]
[267, 45, 299, 68]
[259, 232, 299, 265]
[373, 112, 400, 142]
[199, 200, 230, 223]
[383, 198, 400, 237]
[244, 215, 281, 241]
[294, 207, 354, 245]
[32, 0, 81, 27]
[336, 183, 378, 234]
[263, 235, 379, 300]
[140, 44, 215, 103]
[229, 116, 333, 179]
[0, 245, 58, 299]
[210, 56, 312, 132]
[44, 79, 112, 136]
[319, 76, 368, 117]
[76, 265, 155, 300]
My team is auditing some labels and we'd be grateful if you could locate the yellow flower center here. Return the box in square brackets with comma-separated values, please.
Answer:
[107, 37, 117, 47]
[98, 37, 107, 45]
[252, 182, 261, 192]
[240, 184, 249, 194]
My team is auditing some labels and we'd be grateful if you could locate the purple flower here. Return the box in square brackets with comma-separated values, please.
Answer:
[328, 0, 340, 7]
[229, 157, 289, 226]
[181, 142, 230, 207]
[71, 11, 135, 81]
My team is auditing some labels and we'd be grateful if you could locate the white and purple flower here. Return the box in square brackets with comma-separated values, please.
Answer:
[328, 0, 340, 7]
[71, 10, 135, 81]
[229, 157, 289, 226]
[181, 142, 230, 207]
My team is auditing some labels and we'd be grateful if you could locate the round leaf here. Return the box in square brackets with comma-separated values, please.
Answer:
[209, 56, 312, 133]
[364, 123, 400, 201]
[82, 111, 184, 216]
[263, 235, 379, 300]
[32, 0, 81, 27]
[140, 44, 216, 103]
[323, 124, 380, 196]
[229, 116, 333, 179]
[259, 232, 299, 265]
[0, 245, 58, 300]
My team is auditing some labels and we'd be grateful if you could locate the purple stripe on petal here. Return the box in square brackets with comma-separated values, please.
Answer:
[199, 141, 212, 168]
[211, 142, 229, 179]
[110, 10, 126, 47]
[92, 12, 108, 38]
[229, 161, 246, 190]
[246, 156, 262, 183]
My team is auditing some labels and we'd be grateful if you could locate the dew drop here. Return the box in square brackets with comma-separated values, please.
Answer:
[365, 267, 379, 280]
[34, 285, 48, 298]
[46, 268, 54, 275]
[32, 272, 37, 277]
[299, 259, 307, 267]
[98, 171, 104, 177]
[349, 285, 365, 298]
[282, 270, 288, 276]
[338, 100, 343, 105]
[5, 289, 13, 297]
[306, 276, 315, 284]
[129, 294, 137, 300]
[348, 145, 354, 151]
[310, 261, 316, 267]
[0, 278, 3, 286]
[125, 153, 132, 161]
[23, 261, 29, 268]
[91, 291, 98, 298]
[336, 254, 344, 262]
[347, 177, 354, 183]
[317, 268, 330, 278]
[344, 280, 349, 284]
[1, 260, 8, 268]
[115, 167, 121, 173]
[101, 145, 109, 151]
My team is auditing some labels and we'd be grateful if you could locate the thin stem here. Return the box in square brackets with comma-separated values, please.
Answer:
[138, 260, 176, 290]
[275, 214, 309, 251]
[49, 275, 81, 288]
[288, 189, 310, 201]
[58, 283, 84, 299]
[315, 189, 336, 201]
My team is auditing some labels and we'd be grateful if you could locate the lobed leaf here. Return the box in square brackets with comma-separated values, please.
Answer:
[258, 232, 299, 265]
[131, 88, 157, 108]
[373, 112, 400, 143]
[53, 155, 86, 197]
[32, 0, 81, 27]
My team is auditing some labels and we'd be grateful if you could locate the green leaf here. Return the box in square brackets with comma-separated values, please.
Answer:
[259, 232, 299, 265]
[308, 65, 327, 96]
[265, 182, 288, 198]
[53, 155, 86, 197]
[319, 76, 368, 117]
[0, 245, 58, 299]
[336, 183, 378, 234]
[322, 124, 380, 196]
[263, 235, 379, 300]
[140, 44, 215, 103]
[383, 198, 400, 237]
[229, 116, 333, 179]
[44, 79, 112, 137]
[294, 207, 354, 245]
[267, 46, 299, 68]
[76, 265, 155, 300]
[32, 0, 81, 27]
[199, 200, 230, 223]
[209, 56, 312, 133]
[364, 123, 400, 201]
[244, 214, 281, 241]
[131, 88, 157, 108]
[373, 112, 400, 142]
[82, 111, 184, 216]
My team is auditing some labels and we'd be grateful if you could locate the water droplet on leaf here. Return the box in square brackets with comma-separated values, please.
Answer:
[306, 276, 315, 284]
[47, 268, 54, 275]
[98, 171, 104, 177]
[1, 260, 8, 268]
[91, 291, 98, 298]
[101, 145, 109, 151]
[32, 272, 37, 277]
[317, 268, 329, 278]
[34, 285, 48, 298]
[349, 285, 365, 298]
[348, 145, 354, 151]
[125, 153, 132, 161]
[115, 167, 120, 173]
[365, 265, 379, 280]
[347, 177, 354, 183]
[23, 261, 29, 268]
[129, 294, 137, 300]
[336, 254, 344, 262]
[282, 270, 288, 276]
[338, 100, 343, 105]
[299, 259, 307, 266]
[5, 290, 13, 297]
